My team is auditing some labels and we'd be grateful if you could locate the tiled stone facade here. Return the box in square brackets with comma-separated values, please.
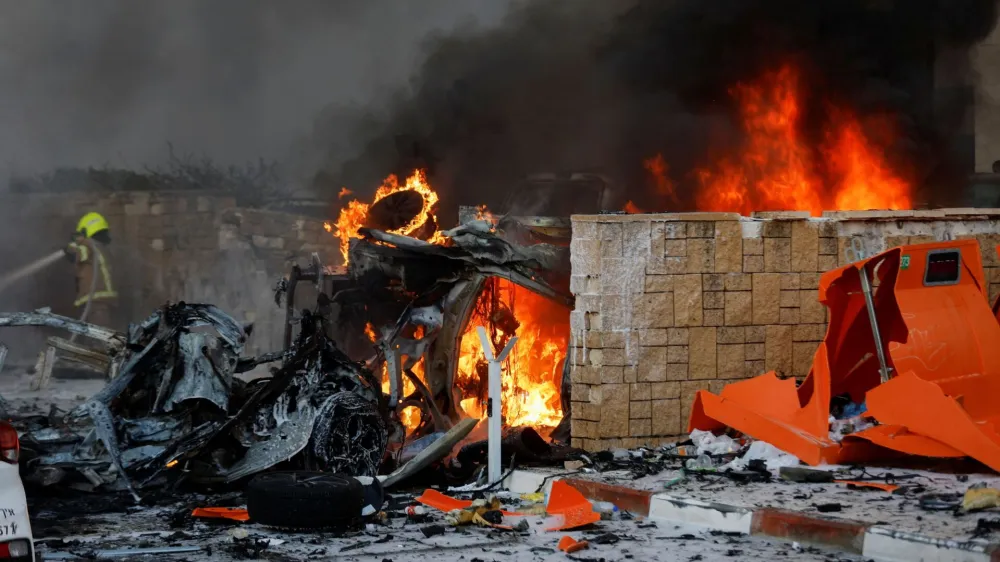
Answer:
[568, 209, 1000, 452]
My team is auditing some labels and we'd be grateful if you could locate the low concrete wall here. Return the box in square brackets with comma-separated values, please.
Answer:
[568, 208, 1000, 452]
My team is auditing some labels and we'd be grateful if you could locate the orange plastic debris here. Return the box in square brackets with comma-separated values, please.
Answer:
[191, 507, 250, 522]
[690, 239, 1000, 471]
[415, 489, 522, 516]
[545, 481, 601, 532]
[835, 480, 900, 493]
[416, 489, 473, 513]
[558, 536, 590, 553]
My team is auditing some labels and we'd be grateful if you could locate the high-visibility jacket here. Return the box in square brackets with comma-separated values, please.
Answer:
[66, 238, 117, 307]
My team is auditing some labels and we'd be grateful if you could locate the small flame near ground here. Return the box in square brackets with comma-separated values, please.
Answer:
[624, 200, 644, 214]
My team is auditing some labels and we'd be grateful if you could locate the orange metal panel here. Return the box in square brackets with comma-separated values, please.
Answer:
[689, 239, 1000, 470]
[844, 425, 964, 458]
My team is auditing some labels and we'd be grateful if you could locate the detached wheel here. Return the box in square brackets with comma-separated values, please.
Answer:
[246, 471, 364, 530]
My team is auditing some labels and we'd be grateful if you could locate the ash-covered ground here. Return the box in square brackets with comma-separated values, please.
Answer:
[8, 373, 866, 562]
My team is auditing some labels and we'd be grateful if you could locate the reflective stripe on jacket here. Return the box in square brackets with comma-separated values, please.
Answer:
[66, 239, 117, 307]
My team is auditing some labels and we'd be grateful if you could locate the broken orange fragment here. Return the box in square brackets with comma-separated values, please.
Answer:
[690, 239, 1000, 472]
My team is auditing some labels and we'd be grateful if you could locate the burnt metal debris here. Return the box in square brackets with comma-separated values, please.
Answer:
[13, 302, 387, 500]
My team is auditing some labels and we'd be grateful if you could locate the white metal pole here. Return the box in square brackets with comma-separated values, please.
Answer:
[380, 341, 401, 408]
[477, 326, 517, 485]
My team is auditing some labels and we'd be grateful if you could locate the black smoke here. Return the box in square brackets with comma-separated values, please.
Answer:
[0, 0, 513, 175]
[326, 0, 1000, 215]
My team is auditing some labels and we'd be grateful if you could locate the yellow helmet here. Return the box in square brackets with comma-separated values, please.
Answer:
[76, 212, 109, 238]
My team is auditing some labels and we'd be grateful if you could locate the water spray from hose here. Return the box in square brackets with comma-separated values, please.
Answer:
[0, 250, 64, 294]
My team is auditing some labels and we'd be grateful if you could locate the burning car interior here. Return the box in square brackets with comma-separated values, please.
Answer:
[298, 209, 577, 475]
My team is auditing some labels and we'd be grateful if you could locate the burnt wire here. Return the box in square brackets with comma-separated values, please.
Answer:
[841, 466, 921, 484]
[532, 470, 583, 495]
[482, 453, 519, 492]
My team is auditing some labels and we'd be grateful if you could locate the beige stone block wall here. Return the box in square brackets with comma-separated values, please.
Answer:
[568, 208, 1000, 452]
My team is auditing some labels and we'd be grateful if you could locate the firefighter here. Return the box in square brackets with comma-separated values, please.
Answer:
[64, 212, 117, 328]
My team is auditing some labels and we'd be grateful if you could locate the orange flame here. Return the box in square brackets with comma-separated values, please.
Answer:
[644, 154, 680, 206]
[338, 187, 354, 199]
[455, 278, 567, 428]
[379, 355, 430, 434]
[658, 64, 912, 215]
[826, 112, 912, 211]
[474, 204, 496, 221]
[624, 200, 644, 214]
[376, 323, 433, 434]
[330, 170, 441, 264]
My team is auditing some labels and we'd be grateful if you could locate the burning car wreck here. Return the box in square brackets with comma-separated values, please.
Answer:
[2, 212, 574, 497]
[5, 302, 387, 499]
[282, 214, 575, 469]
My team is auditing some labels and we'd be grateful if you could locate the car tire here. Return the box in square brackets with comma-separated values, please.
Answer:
[246, 471, 364, 530]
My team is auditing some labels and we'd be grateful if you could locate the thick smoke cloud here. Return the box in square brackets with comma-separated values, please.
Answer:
[0, 0, 514, 176]
[331, 0, 1000, 215]
[0, 1, 516, 362]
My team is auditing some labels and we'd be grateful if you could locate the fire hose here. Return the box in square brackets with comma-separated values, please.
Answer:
[0, 246, 103, 344]
[69, 244, 101, 343]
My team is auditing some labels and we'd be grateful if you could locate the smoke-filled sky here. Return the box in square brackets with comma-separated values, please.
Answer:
[331, 0, 1000, 214]
[0, 0, 514, 175]
[1, 0, 998, 213]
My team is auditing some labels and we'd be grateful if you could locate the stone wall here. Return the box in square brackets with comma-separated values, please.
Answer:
[0, 191, 338, 362]
[568, 209, 1000, 452]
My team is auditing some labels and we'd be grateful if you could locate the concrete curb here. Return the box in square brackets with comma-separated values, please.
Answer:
[503, 470, 1000, 562]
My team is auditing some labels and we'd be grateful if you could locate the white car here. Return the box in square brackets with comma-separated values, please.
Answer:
[0, 420, 33, 561]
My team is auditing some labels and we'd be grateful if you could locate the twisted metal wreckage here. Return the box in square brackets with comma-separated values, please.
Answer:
[0, 218, 572, 499]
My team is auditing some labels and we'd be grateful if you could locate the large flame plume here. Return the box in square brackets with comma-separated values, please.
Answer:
[651, 65, 912, 215]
